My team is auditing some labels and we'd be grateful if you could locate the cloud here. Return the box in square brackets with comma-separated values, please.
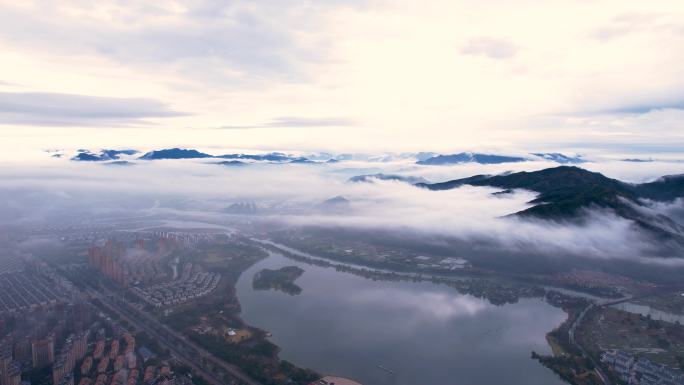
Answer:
[594, 100, 684, 115]
[0, 1, 360, 85]
[216, 116, 357, 129]
[277, 182, 673, 264]
[0, 91, 187, 127]
[460, 37, 518, 59]
[589, 12, 684, 41]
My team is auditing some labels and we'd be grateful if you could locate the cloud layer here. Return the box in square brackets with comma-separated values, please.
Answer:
[1, 158, 682, 270]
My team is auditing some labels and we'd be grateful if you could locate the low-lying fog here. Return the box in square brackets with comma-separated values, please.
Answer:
[1, 156, 683, 270]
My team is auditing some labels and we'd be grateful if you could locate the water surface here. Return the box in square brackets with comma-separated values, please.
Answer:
[236, 252, 566, 385]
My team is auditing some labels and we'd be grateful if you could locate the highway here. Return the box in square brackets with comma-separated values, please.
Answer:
[90, 288, 263, 385]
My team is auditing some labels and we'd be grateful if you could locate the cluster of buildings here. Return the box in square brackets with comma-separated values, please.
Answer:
[415, 256, 470, 271]
[1, 303, 93, 369]
[32, 336, 55, 368]
[0, 345, 22, 385]
[5, 315, 184, 385]
[0, 256, 23, 276]
[52, 331, 89, 385]
[87, 237, 182, 288]
[47, 326, 181, 385]
[72, 330, 138, 385]
[132, 264, 220, 308]
[0, 260, 78, 315]
[80, 330, 183, 385]
[601, 350, 684, 385]
[88, 240, 131, 287]
[1, 231, 208, 385]
[1, 302, 95, 385]
[27, 224, 120, 243]
[86, 232, 232, 292]
[148, 231, 227, 246]
[0, 272, 62, 313]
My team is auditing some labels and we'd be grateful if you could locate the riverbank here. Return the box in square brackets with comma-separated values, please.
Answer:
[153, 237, 321, 385]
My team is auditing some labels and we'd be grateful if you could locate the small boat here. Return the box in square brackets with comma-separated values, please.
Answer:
[377, 365, 395, 375]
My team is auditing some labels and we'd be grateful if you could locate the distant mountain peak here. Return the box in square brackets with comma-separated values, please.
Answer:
[139, 148, 213, 160]
[71, 149, 139, 161]
[323, 196, 350, 205]
[417, 152, 527, 165]
[215, 160, 246, 166]
[349, 173, 428, 184]
[531, 153, 584, 164]
[316, 196, 351, 213]
[416, 152, 586, 166]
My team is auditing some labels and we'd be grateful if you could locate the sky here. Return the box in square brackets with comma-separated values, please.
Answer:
[1, 0, 684, 159]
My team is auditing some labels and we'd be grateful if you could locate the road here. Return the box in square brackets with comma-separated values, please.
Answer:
[91, 288, 262, 385]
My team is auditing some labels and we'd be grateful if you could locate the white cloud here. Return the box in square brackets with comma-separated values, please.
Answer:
[460, 37, 519, 59]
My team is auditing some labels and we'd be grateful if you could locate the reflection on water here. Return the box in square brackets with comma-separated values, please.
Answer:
[236, 253, 566, 385]
[612, 302, 684, 324]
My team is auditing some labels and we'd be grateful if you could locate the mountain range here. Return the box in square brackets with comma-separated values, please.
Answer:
[316, 196, 351, 213]
[416, 152, 584, 165]
[530, 153, 585, 164]
[135, 148, 322, 164]
[68, 148, 320, 164]
[71, 149, 139, 161]
[418, 166, 684, 241]
[68, 148, 585, 165]
[416, 153, 528, 165]
[349, 173, 429, 184]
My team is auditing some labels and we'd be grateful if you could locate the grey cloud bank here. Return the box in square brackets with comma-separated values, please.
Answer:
[0, 92, 186, 126]
[217, 117, 357, 129]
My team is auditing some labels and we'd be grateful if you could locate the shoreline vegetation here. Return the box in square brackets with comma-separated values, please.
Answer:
[257, 240, 575, 306]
